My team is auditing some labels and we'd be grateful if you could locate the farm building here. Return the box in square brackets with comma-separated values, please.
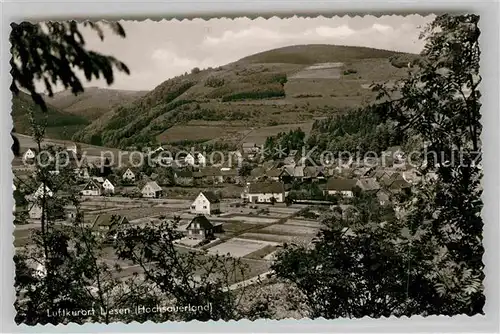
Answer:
[324, 178, 358, 197]
[23, 148, 37, 161]
[185, 215, 222, 240]
[91, 214, 129, 242]
[102, 179, 115, 194]
[185, 153, 206, 167]
[190, 191, 221, 215]
[81, 179, 102, 196]
[246, 181, 287, 203]
[122, 168, 136, 182]
[141, 181, 163, 198]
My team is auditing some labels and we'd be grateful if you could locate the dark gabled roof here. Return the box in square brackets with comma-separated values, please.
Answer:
[187, 215, 214, 230]
[248, 181, 285, 194]
[356, 178, 381, 191]
[388, 179, 411, 190]
[325, 178, 358, 191]
[303, 166, 325, 178]
[266, 168, 283, 177]
[250, 167, 266, 177]
[92, 214, 128, 228]
[201, 191, 220, 203]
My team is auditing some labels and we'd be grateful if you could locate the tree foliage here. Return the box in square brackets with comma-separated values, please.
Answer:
[273, 14, 484, 318]
[10, 21, 130, 112]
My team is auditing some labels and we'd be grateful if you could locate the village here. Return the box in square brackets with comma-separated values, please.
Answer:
[12, 139, 435, 286]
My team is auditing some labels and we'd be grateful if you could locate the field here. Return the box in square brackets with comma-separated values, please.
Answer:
[241, 122, 314, 145]
[156, 124, 244, 144]
[207, 238, 270, 258]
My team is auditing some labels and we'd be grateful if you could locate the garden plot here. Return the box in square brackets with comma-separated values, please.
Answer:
[221, 221, 259, 234]
[259, 224, 318, 236]
[207, 238, 270, 258]
[228, 216, 279, 224]
[285, 219, 324, 228]
[239, 232, 314, 244]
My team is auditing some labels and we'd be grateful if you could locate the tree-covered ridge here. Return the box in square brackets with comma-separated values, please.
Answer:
[12, 91, 90, 140]
[307, 108, 401, 155]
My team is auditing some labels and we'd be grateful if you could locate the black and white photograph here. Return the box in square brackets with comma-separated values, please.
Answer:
[9, 13, 487, 326]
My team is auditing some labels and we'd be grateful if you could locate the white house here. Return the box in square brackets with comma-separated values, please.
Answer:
[29, 203, 43, 220]
[102, 179, 115, 194]
[23, 148, 37, 161]
[141, 181, 163, 198]
[185, 153, 206, 167]
[122, 168, 136, 182]
[324, 178, 358, 197]
[246, 181, 286, 203]
[190, 191, 221, 215]
[33, 184, 53, 199]
[81, 179, 102, 196]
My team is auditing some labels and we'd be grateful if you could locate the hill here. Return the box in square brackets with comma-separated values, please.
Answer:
[11, 92, 90, 140]
[46, 87, 148, 120]
[238, 44, 406, 65]
[69, 44, 418, 149]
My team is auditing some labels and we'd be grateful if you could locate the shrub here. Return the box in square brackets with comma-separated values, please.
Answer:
[191, 67, 200, 74]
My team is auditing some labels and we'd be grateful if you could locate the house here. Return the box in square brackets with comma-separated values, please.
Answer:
[266, 168, 284, 181]
[324, 178, 358, 197]
[190, 191, 221, 215]
[356, 178, 381, 193]
[81, 178, 102, 196]
[122, 168, 136, 182]
[102, 179, 115, 194]
[33, 184, 53, 199]
[246, 181, 287, 203]
[388, 179, 412, 194]
[174, 169, 194, 186]
[28, 203, 43, 219]
[141, 181, 163, 198]
[23, 148, 37, 161]
[185, 215, 219, 240]
[185, 153, 206, 167]
[283, 166, 305, 180]
[91, 214, 129, 241]
[303, 166, 326, 181]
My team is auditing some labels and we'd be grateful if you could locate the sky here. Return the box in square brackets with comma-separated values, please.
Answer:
[57, 14, 435, 92]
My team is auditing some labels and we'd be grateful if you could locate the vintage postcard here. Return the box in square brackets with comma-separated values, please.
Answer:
[10, 14, 485, 325]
